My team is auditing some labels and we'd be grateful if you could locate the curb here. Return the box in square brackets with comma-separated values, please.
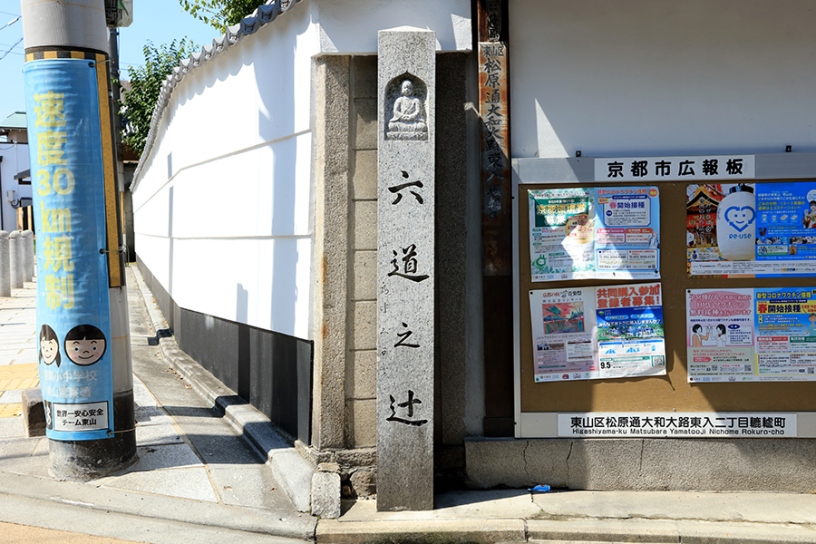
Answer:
[128, 265, 316, 515]
[316, 519, 527, 543]
[527, 517, 816, 544]
[316, 517, 816, 544]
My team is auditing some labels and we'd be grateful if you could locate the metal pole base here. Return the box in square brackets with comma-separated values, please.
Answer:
[48, 389, 137, 481]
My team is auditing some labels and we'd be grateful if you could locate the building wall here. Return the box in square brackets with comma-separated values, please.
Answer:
[462, 0, 816, 492]
[0, 143, 30, 233]
[315, 0, 472, 54]
[130, 3, 319, 442]
[131, 2, 318, 340]
[510, 0, 816, 159]
[130, 0, 478, 482]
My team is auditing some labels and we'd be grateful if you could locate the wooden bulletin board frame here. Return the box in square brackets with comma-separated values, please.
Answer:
[513, 153, 816, 438]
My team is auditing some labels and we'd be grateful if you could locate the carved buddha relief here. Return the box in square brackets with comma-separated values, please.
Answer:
[385, 75, 428, 141]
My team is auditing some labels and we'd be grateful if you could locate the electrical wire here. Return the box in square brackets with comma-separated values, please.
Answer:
[0, 37, 21, 61]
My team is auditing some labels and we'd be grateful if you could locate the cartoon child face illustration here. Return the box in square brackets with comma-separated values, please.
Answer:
[64, 324, 107, 366]
[39, 324, 61, 367]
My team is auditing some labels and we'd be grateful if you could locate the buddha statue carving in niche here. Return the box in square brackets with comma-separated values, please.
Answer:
[387, 79, 427, 140]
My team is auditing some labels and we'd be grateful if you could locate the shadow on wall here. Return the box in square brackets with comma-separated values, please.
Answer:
[513, 2, 816, 158]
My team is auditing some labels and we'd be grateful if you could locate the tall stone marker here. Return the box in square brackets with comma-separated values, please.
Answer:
[377, 27, 436, 511]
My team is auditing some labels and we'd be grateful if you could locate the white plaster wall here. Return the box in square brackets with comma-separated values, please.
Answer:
[0, 143, 30, 233]
[315, 0, 472, 53]
[510, 1, 816, 159]
[132, 2, 318, 339]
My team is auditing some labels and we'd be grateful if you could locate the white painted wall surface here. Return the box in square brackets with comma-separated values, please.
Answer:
[510, 1, 816, 159]
[315, 0, 472, 53]
[132, 2, 318, 339]
[0, 143, 30, 233]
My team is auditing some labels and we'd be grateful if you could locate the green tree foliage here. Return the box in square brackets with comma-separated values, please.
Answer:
[179, 0, 267, 32]
[119, 39, 197, 155]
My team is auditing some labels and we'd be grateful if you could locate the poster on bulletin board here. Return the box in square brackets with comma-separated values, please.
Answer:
[528, 186, 660, 282]
[687, 182, 816, 276]
[530, 282, 666, 382]
[686, 286, 816, 382]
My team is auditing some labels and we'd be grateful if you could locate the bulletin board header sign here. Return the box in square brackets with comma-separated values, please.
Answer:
[594, 154, 755, 182]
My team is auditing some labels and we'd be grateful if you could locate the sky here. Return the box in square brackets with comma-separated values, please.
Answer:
[0, 0, 221, 119]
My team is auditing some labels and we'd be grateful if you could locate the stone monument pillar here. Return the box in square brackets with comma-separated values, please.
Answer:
[377, 27, 435, 512]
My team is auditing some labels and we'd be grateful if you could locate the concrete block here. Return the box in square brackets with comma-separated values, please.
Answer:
[351, 301, 376, 351]
[8, 231, 22, 289]
[0, 231, 10, 297]
[311, 468, 341, 519]
[21, 388, 45, 438]
[349, 468, 377, 498]
[353, 98, 378, 151]
[567, 439, 645, 490]
[352, 250, 376, 301]
[464, 438, 535, 489]
[640, 438, 816, 492]
[348, 349, 376, 399]
[21, 230, 33, 282]
[334, 447, 377, 468]
[351, 150, 378, 201]
[352, 200, 377, 250]
[352, 55, 377, 99]
[466, 438, 816, 493]
[347, 399, 376, 448]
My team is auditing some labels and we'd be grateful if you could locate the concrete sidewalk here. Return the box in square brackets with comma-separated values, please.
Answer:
[3, 267, 816, 544]
[0, 269, 314, 544]
[321, 488, 816, 543]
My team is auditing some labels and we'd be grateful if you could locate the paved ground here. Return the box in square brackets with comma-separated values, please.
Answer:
[0, 270, 313, 544]
[4, 267, 816, 543]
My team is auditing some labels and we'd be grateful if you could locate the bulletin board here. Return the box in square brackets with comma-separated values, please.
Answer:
[512, 153, 816, 438]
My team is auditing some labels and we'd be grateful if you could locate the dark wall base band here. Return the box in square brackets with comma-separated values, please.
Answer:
[136, 258, 312, 444]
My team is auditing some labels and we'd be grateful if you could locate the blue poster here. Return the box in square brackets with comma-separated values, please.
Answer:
[756, 182, 816, 259]
[24, 59, 114, 440]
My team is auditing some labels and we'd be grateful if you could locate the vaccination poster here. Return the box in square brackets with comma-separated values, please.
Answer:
[529, 187, 660, 282]
[687, 182, 816, 276]
[530, 282, 666, 382]
[686, 287, 816, 382]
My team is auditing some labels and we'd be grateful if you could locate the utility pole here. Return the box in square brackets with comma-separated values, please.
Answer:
[20, 0, 136, 479]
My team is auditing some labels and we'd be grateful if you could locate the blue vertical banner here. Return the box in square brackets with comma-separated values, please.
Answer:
[24, 58, 114, 441]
